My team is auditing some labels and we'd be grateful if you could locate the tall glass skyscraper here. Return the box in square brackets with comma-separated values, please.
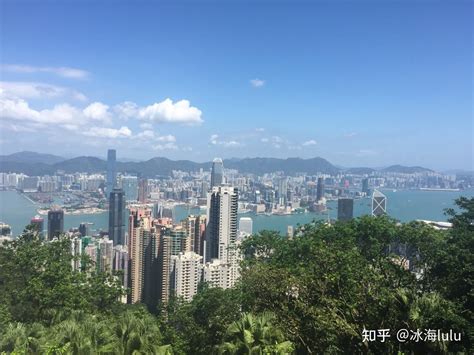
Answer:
[372, 190, 387, 216]
[210, 158, 224, 188]
[108, 188, 126, 246]
[337, 198, 354, 221]
[47, 208, 64, 240]
[316, 177, 324, 201]
[106, 149, 117, 196]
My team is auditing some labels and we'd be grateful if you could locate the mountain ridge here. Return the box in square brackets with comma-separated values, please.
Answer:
[0, 151, 435, 177]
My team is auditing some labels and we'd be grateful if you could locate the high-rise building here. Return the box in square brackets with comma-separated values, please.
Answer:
[210, 158, 224, 188]
[78, 222, 92, 237]
[71, 236, 82, 271]
[362, 178, 369, 195]
[278, 178, 288, 205]
[316, 177, 324, 202]
[121, 176, 139, 202]
[138, 178, 148, 203]
[47, 208, 64, 240]
[98, 237, 114, 273]
[128, 208, 153, 304]
[30, 215, 44, 236]
[205, 186, 238, 262]
[181, 215, 207, 256]
[203, 259, 236, 289]
[238, 217, 253, 236]
[109, 188, 126, 246]
[106, 149, 117, 196]
[170, 251, 203, 301]
[337, 198, 354, 222]
[84, 243, 98, 266]
[372, 190, 387, 216]
[113, 245, 129, 288]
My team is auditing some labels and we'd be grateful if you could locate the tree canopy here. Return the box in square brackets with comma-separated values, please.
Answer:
[0, 197, 472, 354]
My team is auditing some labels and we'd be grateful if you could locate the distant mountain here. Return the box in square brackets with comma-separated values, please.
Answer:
[55, 157, 106, 173]
[0, 151, 65, 165]
[0, 152, 436, 177]
[343, 167, 376, 175]
[223, 157, 339, 175]
[381, 165, 433, 174]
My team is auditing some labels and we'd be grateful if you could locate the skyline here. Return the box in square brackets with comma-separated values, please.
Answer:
[0, 1, 472, 170]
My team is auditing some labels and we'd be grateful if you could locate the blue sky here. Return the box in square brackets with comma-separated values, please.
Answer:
[0, 0, 472, 170]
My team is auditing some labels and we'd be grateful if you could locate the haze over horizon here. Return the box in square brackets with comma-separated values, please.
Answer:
[0, 1, 472, 171]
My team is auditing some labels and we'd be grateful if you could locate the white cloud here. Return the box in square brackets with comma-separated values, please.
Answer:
[260, 138, 269, 143]
[83, 102, 111, 124]
[2, 64, 89, 79]
[0, 96, 83, 125]
[250, 78, 265, 88]
[0, 81, 87, 101]
[115, 101, 139, 120]
[223, 140, 241, 148]
[139, 122, 153, 130]
[156, 134, 176, 143]
[210, 134, 219, 145]
[209, 134, 241, 148]
[302, 139, 317, 146]
[139, 98, 203, 124]
[83, 126, 132, 138]
[135, 130, 155, 139]
[152, 142, 178, 151]
[255, 127, 265, 132]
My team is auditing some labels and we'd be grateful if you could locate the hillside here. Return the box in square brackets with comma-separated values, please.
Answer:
[0, 152, 435, 176]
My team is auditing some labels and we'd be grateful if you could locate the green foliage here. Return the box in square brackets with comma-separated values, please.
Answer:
[0, 226, 124, 325]
[1, 197, 472, 354]
[218, 312, 294, 355]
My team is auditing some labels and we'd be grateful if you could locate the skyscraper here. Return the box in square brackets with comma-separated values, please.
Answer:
[170, 251, 203, 301]
[210, 158, 224, 188]
[362, 178, 369, 195]
[79, 222, 92, 237]
[47, 208, 64, 240]
[106, 149, 117, 196]
[138, 178, 148, 203]
[316, 177, 324, 201]
[71, 236, 82, 271]
[205, 186, 238, 262]
[98, 237, 114, 273]
[108, 188, 126, 246]
[337, 198, 354, 222]
[121, 176, 139, 202]
[278, 177, 288, 205]
[372, 190, 387, 216]
[113, 245, 129, 288]
[30, 215, 44, 236]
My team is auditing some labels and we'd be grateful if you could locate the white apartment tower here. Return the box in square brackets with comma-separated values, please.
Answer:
[205, 185, 238, 262]
[171, 251, 203, 301]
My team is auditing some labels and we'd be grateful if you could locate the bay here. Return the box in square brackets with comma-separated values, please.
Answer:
[0, 189, 473, 236]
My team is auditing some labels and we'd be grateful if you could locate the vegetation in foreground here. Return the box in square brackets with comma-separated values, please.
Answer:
[0, 197, 472, 354]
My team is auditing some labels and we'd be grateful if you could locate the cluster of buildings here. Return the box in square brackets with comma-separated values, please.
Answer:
[22, 153, 247, 308]
[1, 148, 464, 306]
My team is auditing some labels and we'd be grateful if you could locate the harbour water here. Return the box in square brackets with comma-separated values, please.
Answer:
[0, 189, 472, 236]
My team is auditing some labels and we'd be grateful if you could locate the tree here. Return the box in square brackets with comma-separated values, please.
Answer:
[218, 312, 294, 354]
[0, 226, 124, 325]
